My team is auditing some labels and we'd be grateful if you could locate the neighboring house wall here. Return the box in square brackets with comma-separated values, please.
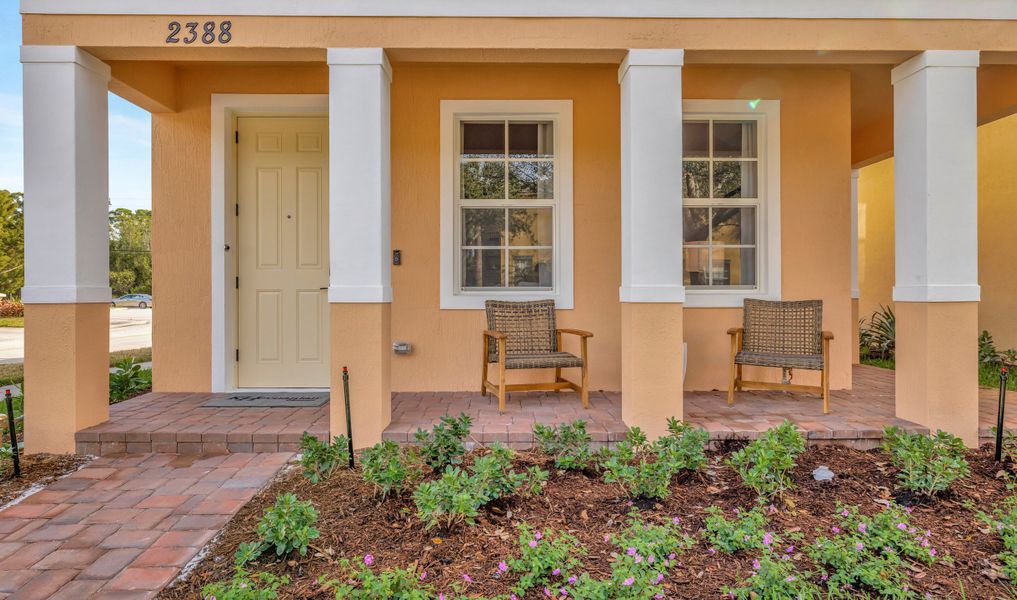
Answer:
[149, 62, 852, 393]
[857, 113, 1017, 349]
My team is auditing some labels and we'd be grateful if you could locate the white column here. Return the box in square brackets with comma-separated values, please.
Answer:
[327, 48, 392, 303]
[21, 46, 111, 303]
[618, 49, 685, 439]
[891, 50, 980, 304]
[618, 49, 686, 303]
[891, 50, 980, 445]
[850, 169, 860, 301]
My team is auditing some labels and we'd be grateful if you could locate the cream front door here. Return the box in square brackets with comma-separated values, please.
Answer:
[237, 116, 329, 388]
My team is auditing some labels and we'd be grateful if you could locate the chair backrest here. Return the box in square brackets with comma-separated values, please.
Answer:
[485, 299, 557, 361]
[742, 299, 823, 356]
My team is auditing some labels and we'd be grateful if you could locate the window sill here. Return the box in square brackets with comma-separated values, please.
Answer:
[440, 290, 574, 310]
[683, 289, 780, 309]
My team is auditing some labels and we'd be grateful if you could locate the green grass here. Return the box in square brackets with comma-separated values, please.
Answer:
[0, 347, 152, 387]
[861, 355, 1017, 391]
[0, 317, 23, 328]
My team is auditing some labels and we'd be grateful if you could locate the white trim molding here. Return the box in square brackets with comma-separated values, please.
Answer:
[680, 99, 782, 308]
[891, 50, 981, 304]
[851, 169, 860, 300]
[327, 48, 393, 304]
[439, 99, 575, 310]
[209, 93, 328, 392]
[619, 49, 686, 304]
[22, 0, 1017, 20]
[21, 45, 112, 305]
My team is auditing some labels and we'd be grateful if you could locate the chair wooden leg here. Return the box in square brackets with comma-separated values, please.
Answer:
[727, 336, 739, 406]
[497, 338, 507, 412]
[481, 336, 489, 396]
[580, 336, 590, 409]
[822, 338, 831, 414]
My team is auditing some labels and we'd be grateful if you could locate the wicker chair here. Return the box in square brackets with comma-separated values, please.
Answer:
[482, 300, 592, 412]
[727, 299, 833, 413]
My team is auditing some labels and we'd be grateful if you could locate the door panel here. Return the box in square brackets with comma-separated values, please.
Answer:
[238, 117, 330, 388]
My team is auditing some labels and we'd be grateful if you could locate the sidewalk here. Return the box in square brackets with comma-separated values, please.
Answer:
[0, 452, 292, 599]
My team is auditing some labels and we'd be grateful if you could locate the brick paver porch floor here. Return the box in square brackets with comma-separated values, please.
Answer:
[0, 452, 291, 599]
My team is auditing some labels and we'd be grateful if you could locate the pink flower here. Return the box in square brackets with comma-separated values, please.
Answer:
[763, 532, 773, 547]
[708, 547, 716, 555]
[420, 571, 427, 581]
[655, 573, 664, 583]
[626, 547, 637, 556]
[786, 576, 796, 582]
[529, 540, 538, 548]
[363, 554, 374, 566]
[896, 523, 907, 531]
[929, 548, 937, 557]
[671, 517, 681, 525]
[498, 561, 508, 573]
[752, 559, 761, 570]
[568, 576, 577, 584]
[858, 523, 867, 534]
[603, 534, 610, 543]
[463, 573, 473, 583]
[841, 509, 850, 517]
[552, 568, 561, 576]
[831, 526, 841, 534]
[535, 531, 543, 540]
[855, 542, 864, 551]
[622, 577, 635, 586]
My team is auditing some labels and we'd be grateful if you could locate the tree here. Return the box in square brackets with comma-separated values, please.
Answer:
[0, 190, 24, 299]
[109, 208, 152, 296]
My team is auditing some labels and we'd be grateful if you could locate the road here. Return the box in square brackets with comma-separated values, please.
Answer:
[0, 307, 152, 365]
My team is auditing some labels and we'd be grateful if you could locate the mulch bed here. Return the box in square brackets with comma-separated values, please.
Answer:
[0, 453, 91, 507]
[160, 445, 1016, 599]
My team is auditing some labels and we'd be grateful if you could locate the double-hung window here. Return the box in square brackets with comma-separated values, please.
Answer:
[681, 100, 781, 307]
[440, 100, 574, 309]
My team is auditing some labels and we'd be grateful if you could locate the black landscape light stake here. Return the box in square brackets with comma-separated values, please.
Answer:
[342, 366, 354, 469]
[4, 389, 20, 477]
[996, 366, 1009, 462]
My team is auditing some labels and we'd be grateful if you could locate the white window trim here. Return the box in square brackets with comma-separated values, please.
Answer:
[682, 99, 781, 308]
[440, 99, 574, 310]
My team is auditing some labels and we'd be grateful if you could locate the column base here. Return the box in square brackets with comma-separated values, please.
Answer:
[620, 302, 684, 440]
[24, 303, 110, 454]
[851, 298, 861, 365]
[895, 301, 979, 446]
[330, 303, 391, 449]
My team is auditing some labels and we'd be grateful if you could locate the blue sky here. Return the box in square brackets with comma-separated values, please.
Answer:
[0, 5, 152, 210]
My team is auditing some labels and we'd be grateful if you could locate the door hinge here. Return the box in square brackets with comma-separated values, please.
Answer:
[235, 130, 239, 144]
[235, 276, 239, 289]
[235, 348, 240, 362]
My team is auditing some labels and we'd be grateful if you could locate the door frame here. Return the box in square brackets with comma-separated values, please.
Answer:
[210, 94, 329, 392]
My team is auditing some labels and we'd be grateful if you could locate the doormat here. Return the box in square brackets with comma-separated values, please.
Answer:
[202, 393, 329, 408]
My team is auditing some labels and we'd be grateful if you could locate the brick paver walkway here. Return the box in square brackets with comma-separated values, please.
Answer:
[0, 452, 291, 599]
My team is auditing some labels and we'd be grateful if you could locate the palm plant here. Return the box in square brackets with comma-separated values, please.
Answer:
[859, 305, 895, 360]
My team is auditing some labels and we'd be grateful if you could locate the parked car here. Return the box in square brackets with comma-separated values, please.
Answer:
[112, 294, 153, 309]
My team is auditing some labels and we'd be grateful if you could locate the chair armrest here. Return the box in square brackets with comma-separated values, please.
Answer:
[557, 328, 593, 339]
[822, 331, 834, 341]
[483, 330, 506, 340]
[727, 328, 744, 336]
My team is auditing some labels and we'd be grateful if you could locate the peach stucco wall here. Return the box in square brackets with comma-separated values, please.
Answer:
[858, 113, 1017, 350]
[149, 62, 852, 393]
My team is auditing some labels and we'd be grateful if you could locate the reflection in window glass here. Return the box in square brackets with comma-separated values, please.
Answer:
[462, 208, 505, 246]
[683, 121, 710, 158]
[712, 121, 757, 158]
[683, 161, 710, 199]
[461, 161, 505, 199]
[682, 207, 709, 245]
[509, 207, 553, 247]
[509, 249, 553, 287]
[462, 249, 505, 288]
[508, 162, 554, 199]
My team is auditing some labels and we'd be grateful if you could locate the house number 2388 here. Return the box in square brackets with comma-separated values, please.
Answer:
[166, 21, 232, 45]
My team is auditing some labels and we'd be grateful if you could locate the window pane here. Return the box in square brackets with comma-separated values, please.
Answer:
[462, 208, 505, 246]
[509, 122, 554, 158]
[508, 161, 553, 199]
[683, 121, 709, 158]
[683, 161, 710, 199]
[508, 207, 553, 247]
[508, 249, 553, 288]
[711, 247, 756, 286]
[711, 207, 756, 245]
[713, 121, 757, 158]
[683, 207, 709, 245]
[461, 161, 506, 199]
[462, 122, 505, 158]
[462, 249, 504, 287]
[713, 161, 757, 198]
[683, 247, 710, 286]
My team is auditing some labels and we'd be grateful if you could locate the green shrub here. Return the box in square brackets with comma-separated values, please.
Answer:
[881, 426, 969, 497]
[703, 505, 769, 554]
[320, 558, 434, 599]
[360, 440, 422, 499]
[298, 433, 350, 484]
[414, 413, 472, 472]
[566, 516, 693, 600]
[726, 420, 806, 500]
[724, 550, 819, 600]
[235, 493, 320, 565]
[109, 358, 151, 403]
[977, 495, 1017, 581]
[508, 524, 584, 596]
[859, 305, 895, 360]
[533, 420, 593, 471]
[201, 568, 288, 600]
[413, 444, 544, 530]
[808, 503, 938, 599]
[600, 422, 708, 501]
[655, 418, 710, 473]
